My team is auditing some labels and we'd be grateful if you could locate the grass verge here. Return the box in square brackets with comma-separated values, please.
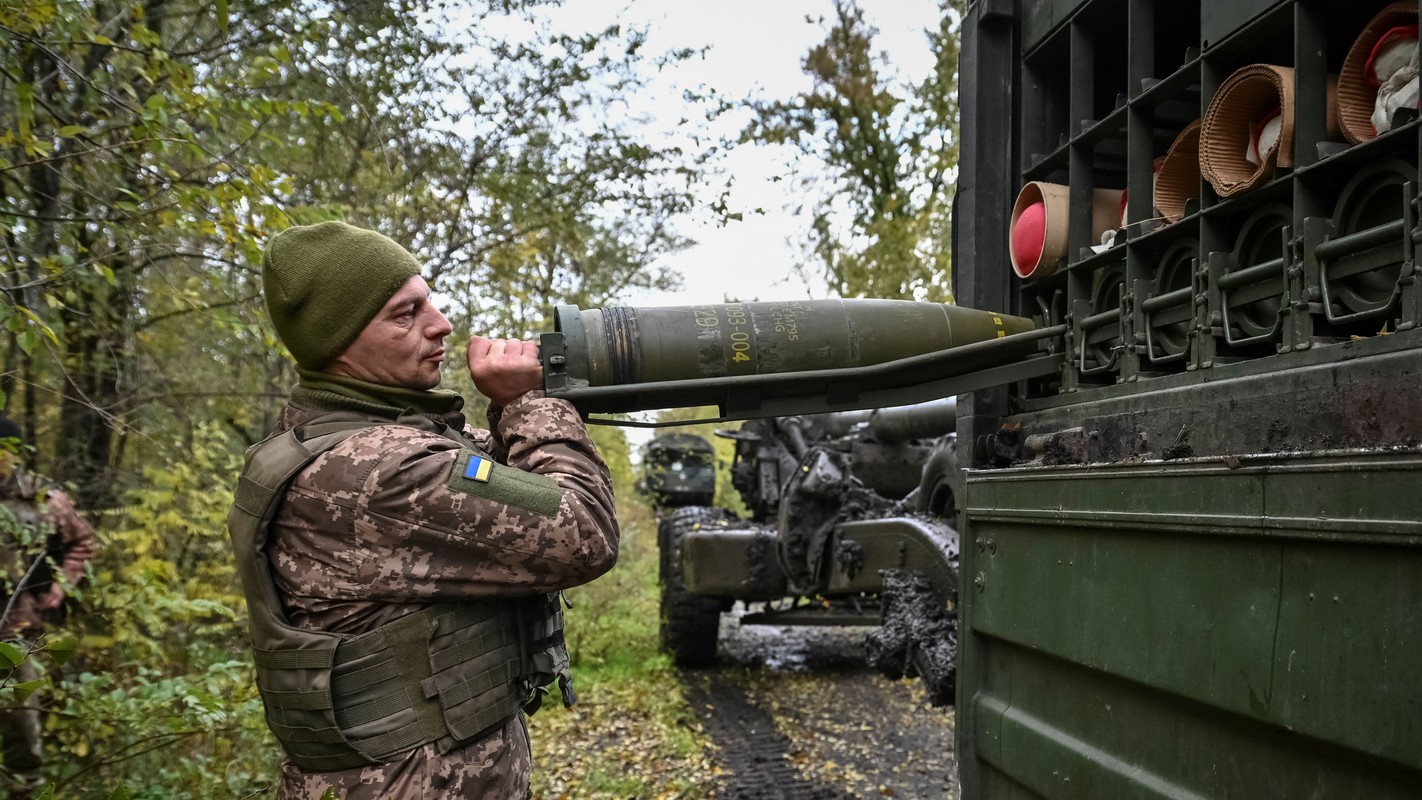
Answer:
[530, 498, 716, 799]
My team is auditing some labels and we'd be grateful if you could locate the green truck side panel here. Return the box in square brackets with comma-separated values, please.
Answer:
[959, 0, 1422, 793]
[960, 454, 1422, 798]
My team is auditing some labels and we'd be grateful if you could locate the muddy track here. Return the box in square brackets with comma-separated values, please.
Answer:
[682, 673, 850, 800]
[681, 610, 959, 799]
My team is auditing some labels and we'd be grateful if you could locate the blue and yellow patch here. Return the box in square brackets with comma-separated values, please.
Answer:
[464, 455, 494, 483]
[447, 451, 562, 517]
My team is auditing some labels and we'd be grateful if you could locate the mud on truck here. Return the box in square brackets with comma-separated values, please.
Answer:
[540, 0, 1422, 795]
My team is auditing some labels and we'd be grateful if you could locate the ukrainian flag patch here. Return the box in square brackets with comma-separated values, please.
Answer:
[448, 451, 562, 517]
[464, 455, 494, 483]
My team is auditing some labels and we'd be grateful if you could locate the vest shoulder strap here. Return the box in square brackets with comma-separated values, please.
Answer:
[232, 418, 373, 524]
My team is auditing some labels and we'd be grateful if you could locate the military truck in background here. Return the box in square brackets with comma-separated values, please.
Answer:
[638, 432, 717, 509]
[636, 431, 728, 668]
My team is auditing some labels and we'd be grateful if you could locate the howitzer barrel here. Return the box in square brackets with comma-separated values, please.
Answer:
[824, 398, 958, 442]
[867, 397, 958, 443]
[824, 410, 874, 437]
[542, 300, 1048, 419]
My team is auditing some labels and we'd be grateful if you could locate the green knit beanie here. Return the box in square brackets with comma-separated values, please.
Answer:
[261, 221, 423, 369]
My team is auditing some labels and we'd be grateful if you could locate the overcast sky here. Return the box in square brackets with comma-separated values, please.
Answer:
[540, 1, 942, 444]
[554, 0, 943, 307]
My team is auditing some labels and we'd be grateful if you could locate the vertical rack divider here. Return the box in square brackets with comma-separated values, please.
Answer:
[1121, 0, 1157, 382]
[1067, 21, 1096, 258]
[1192, 55, 1235, 371]
[957, 0, 1022, 468]
[1283, 0, 1326, 351]
[1019, 43, 1044, 178]
[1408, 1, 1422, 332]
[1062, 19, 1098, 391]
[1414, 0, 1422, 332]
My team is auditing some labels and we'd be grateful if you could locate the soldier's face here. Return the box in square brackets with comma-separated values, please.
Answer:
[327, 277, 453, 390]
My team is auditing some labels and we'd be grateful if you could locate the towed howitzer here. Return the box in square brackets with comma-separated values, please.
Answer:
[643, 395, 971, 705]
[724, 398, 961, 522]
[685, 396, 965, 703]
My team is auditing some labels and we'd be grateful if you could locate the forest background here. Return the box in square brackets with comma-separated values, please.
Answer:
[0, 0, 962, 796]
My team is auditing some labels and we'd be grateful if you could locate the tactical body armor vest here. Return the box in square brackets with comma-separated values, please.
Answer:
[227, 415, 575, 773]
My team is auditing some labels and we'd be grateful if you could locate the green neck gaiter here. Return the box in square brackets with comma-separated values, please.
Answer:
[291, 368, 466, 429]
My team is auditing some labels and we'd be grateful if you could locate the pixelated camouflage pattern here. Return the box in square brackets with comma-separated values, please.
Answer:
[0, 475, 96, 638]
[278, 715, 531, 800]
[267, 388, 617, 799]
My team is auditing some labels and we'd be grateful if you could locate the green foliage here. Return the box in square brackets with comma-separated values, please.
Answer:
[40, 421, 277, 797]
[0, 635, 75, 695]
[46, 661, 275, 799]
[0, 1, 718, 795]
[561, 499, 662, 675]
[743, 0, 966, 301]
[0, 0, 713, 501]
[532, 497, 712, 798]
[86, 423, 246, 666]
[0, 641, 22, 670]
[586, 423, 636, 500]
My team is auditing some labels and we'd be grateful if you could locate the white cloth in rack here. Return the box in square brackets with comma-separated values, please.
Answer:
[1372, 36, 1420, 135]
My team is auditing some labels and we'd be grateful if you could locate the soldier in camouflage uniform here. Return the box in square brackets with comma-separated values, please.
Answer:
[239, 221, 619, 799]
[0, 417, 96, 797]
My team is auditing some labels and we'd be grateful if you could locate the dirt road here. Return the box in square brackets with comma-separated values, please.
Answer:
[680, 608, 959, 799]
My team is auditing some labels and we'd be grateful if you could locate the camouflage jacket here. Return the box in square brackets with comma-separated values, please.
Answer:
[0, 472, 96, 640]
[266, 377, 618, 800]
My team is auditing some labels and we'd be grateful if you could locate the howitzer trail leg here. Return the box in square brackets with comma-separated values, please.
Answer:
[864, 570, 958, 706]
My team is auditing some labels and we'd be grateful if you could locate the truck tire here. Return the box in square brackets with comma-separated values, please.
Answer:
[660, 506, 728, 667]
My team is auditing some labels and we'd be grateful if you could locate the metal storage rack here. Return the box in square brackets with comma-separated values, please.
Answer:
[965, 0, 1421, 404]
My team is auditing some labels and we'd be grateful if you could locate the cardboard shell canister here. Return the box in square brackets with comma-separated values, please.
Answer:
[1155, 119, 1202, 223]
[1201, 65, 1296, 197]
[1201, 65, 1341, 197]
[1337, 1, 1419, 144]
[1009, 182, 1125, 279]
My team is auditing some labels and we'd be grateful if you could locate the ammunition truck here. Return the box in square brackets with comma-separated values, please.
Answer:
[950, 0, 1422, 795]
[541, 0, 1422, 793]
[639, 432, 717, 509]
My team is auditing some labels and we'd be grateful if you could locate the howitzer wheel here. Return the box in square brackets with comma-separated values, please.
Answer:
[660, 506, 731, 667]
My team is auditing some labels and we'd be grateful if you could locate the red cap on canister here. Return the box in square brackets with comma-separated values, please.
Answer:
[1011, 201, 1047, 277]
[1364, 25, 1419, 86]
